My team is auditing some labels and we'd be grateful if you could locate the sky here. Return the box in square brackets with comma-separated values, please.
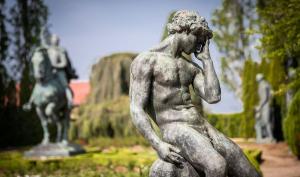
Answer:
[44, 0, 243, 113]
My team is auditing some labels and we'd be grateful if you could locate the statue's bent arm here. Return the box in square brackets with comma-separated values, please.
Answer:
[129, 55, 162, 150]
[192, 58, 221, 104]
[257, 85, 270, 112]
[53, 48, 68, 68]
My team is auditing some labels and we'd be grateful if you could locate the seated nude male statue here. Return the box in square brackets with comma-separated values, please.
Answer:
[130, 10, 261, 177]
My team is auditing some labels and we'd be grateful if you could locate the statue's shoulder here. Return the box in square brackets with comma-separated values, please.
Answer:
[49, 46, 66, 53]
[32, 47, 48, 58]
[132, 51, 157, 66]
[58, 46, 67, 53]
[34, 46, 47, 53]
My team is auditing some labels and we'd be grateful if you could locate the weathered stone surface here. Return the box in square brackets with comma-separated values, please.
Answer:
[255, 74, 275, 143]
[23, 33, 77, 146]
[150, 159, 202, 177]
[130, 10, 261, 177]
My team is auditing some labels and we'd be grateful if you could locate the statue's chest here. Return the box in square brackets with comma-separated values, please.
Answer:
[153, 56, 194, 86]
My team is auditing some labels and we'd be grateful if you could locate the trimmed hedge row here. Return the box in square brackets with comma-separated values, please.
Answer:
[206, 113, 244, 137]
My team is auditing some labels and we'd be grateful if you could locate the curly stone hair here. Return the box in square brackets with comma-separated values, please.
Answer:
[167, 10, 213, 39]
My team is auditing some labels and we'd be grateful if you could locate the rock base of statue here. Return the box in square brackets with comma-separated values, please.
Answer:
[24, 143, 85, 159]
[149, 159, 205, 177]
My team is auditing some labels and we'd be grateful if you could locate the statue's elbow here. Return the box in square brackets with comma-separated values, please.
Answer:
[130, 104, 145, 121]
[206, 95, 221, 104]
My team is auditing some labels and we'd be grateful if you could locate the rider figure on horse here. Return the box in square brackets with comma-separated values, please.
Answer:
[24, 33, 78, 111]
[23, 31, 77, 145]
[47, 34, 78, 109]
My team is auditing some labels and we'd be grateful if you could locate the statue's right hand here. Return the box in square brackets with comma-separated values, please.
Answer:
[23, 103, 32, 111]
[157, 142, 185, 165]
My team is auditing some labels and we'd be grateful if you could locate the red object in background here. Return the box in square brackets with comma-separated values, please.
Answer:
[10, 80, 90, 107]
[69, 80, 90, 105]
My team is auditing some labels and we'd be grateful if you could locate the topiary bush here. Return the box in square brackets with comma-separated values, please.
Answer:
[283, 90, 300, 159]
[206, 113, 243, 137]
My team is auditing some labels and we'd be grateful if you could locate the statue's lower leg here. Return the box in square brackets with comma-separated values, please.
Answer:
[56, 121, 62, 143]
[36, 107, 50, 145]
[66, 88, 73, 109]
[61, 112, 70, 145]
[41, 123, 50, 145]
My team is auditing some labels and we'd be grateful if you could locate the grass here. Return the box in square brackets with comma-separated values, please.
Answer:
[0, 138, 262, 177]
[0, 144, 155, 177]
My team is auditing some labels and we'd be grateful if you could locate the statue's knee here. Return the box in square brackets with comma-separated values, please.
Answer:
[45, 103, 55, 116]
[206, 156, 227, 176]
[149, 159, 176, 177]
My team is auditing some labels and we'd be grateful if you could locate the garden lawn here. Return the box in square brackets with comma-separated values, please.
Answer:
[0, 142, 261, 177]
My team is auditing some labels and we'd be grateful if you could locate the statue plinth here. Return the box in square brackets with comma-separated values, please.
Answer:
[24, 143, 85, 159]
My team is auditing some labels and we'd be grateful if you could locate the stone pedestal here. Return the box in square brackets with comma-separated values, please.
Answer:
[24, 143, 85, 159]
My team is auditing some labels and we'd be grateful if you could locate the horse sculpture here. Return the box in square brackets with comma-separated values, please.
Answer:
[23, 47, 71, 145]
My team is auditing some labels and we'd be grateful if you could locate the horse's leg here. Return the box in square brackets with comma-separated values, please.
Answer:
[56, 119, 62, 143]
[61, 109, 70, 145]
[45, 102, 62, 143]
[51, 111, 62, 143]
[36, 107, 50, 145]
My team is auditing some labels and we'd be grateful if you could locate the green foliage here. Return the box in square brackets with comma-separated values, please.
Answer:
[283, 90, 300, 158]
[0, 0, 49, 148]
[243, 149, 263, 175]
[241, 60, 259, 138]
[206, 113, 243, 137]
[257, 0, 300, 111]
[88, 52, 137, 104]
[0, 144, 261, 177]
[9, 0, 48, 104]
[0, 146, 155, 177]
[71, 96, 142, 141]
[212, 0, 256, 95]
[257, 0, 300, 153]
[87, 137, 149, 149]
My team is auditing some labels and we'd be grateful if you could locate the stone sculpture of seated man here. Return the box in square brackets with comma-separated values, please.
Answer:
[129, 10, 261, 177]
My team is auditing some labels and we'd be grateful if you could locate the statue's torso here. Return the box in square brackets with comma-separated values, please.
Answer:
[48, 46, 66, 68]
[147, 52, 202, 125]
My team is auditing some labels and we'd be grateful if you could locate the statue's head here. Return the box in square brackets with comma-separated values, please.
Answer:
[167, 10, 212, 38]
[256, 73, 264, 82]
[167, 10, 213, 54]
[49, 34, 60, 46]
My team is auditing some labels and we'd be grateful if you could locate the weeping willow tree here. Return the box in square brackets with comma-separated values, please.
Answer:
[257, 0, 300, 156]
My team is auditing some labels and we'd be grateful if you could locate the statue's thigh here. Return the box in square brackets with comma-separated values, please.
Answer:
[204, 123, 238, 156]
[162, 124, 224, 169]
[204, 121, 259, 177]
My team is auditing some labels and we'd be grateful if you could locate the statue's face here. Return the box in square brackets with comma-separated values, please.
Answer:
[50, 35, 60, 46]
[180, 28, 206, 55]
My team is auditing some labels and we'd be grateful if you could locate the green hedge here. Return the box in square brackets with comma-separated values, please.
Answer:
[206, 113, 244, 137]
[70, 96, 141, 141]
[283, 90, 300, 158]
[72, 97, 249, 140]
